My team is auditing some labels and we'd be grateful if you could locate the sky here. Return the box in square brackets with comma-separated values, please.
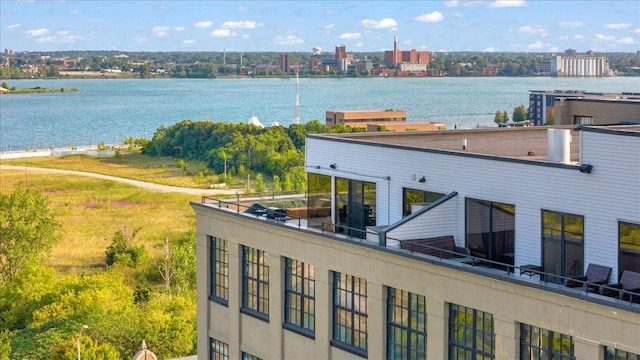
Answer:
[1, 0, 639, 53]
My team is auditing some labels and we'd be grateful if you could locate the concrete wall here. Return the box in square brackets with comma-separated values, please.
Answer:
[194, 205, 640, 359]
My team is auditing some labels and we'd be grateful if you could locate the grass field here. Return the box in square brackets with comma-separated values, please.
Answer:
[0, 167, 197, 276]
[1, 152, 220, 188]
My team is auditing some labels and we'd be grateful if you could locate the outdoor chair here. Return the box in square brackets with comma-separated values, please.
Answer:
[564, 263, 611, 292]
[599, 270, 640, 303]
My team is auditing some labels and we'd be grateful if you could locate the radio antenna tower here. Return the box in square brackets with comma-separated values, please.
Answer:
[294, 62, 300, 124]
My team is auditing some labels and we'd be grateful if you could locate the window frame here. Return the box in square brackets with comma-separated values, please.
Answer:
[331, 271, 368, 357]
[241, 352, 262, 360]
[284, 257, 316, 337]
[605, 346, 640, 360]
[619, 221, 640, 277]
[541, 209, 585, 283]
[209, 236, 229, 305]
[387, 287, 427, 359]
[241, 246, 269, 321]
[520, 323, 575, 360]
[209, 338, 228, 360]
[448, 304, 494, 359]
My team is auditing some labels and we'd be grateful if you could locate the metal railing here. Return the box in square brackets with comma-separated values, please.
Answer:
[199, 196, 640, 308]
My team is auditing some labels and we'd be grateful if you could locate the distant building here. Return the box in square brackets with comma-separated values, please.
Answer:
[384, 36, 430, 68]
[551, 50, 612, 77]
[280, 53, 290, 74]
[528, 90, 640, 125]
[5, 48, 14, 55]
[325, 109, 407, 129]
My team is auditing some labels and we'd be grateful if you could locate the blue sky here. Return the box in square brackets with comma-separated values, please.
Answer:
[1, 1, 638, 53]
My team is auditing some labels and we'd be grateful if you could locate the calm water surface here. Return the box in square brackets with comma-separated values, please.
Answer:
[1, 77, 638, 150]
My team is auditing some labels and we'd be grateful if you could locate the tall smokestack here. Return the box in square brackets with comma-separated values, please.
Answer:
[393, 36, 398, 68]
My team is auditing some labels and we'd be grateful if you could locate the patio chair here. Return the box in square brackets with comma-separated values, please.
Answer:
[564, 263, 611, 291]
[599, 270, 640, 303]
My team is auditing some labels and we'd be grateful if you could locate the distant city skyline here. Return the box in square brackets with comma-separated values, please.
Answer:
[1, 0, 638, 53]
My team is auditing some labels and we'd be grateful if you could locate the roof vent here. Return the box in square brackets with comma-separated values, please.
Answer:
[547, 129, 571, 164]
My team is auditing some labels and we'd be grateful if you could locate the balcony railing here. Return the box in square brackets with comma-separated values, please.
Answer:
[198, 196, 640, 310]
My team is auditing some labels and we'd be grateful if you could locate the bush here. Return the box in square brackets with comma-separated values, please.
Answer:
[105, 227, 146, 268]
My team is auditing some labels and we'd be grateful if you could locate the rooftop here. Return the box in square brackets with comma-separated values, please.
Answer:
[310, 125, 640, 163]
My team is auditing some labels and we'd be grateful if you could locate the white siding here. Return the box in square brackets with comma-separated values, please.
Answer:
[306, 129, 640, 281]
[386, 195, 460, 244]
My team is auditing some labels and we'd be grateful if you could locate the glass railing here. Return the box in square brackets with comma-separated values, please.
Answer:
[198, 196, 640, 308]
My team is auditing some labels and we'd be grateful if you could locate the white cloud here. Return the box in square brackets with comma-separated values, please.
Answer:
[35, 36, 57, 43]
[594, 34, 616, 42]
[237, 6, 248, 12]
[339, 32, 361, 40]
[445, 0, 459, 7]
[362, 18, 398, 29]
[527, 40, 545, 50]
[559, 22, 583, 28]
[174, 26, 186, 31]
[183, 39, 196, 44]
[241, 34, 250, 39]
[558, 35, 569, 40]
[325, 24, 335, 30]
[211, 29, 235, 37]
[194, 21, 213, 28]
[574, 34, 585, 41]
[616, 37, 634, 45]
[483, 47, 495, 52]
[273, 35, 304, 46]
[57, 30, 69, 36]
[549, 46, 558, 52]
[25, 28, 50, 37]
[152, 26, 170, 37]
[489, 0, 526, 8]
[518, 25, 548, 37]
[6, 24, 21, 30]
[413, 11, 444, 23]
[635, 28, 640, 34]
[134, 37, 150, 43]
[355, 42, 363, 48]
[604, 23, 631, 30]
[222, 21, 258, 30]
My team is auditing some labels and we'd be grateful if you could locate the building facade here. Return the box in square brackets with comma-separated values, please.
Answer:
[550, 55, 612, 77]
[325, 110, 407, 129]
[529, 90, 640, 126]
[194, 125, 640, 359]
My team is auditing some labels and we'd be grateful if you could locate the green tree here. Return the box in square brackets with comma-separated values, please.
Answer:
[513, 104, 528, 123]
[502, 111, 509, 124]
[272, 175, 282, 192]
[0, 82, 9, 90]
[254, 173, 266, 193]
[0, 188, 61, 284]
[494, 110, 505, 125]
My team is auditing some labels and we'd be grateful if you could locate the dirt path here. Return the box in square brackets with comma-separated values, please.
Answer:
[0, 165, 242, 196]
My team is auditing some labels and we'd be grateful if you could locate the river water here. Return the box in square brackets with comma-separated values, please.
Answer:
[0, 77, 637, 150]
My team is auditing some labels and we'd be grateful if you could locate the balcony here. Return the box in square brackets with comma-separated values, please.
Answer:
[196, 195, 640, 314]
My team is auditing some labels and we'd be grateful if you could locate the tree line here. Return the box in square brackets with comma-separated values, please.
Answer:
[142, 119, 363, 190]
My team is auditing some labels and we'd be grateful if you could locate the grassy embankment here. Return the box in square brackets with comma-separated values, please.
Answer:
[0, 153, 209, 277]
[0, 86, 81, 94]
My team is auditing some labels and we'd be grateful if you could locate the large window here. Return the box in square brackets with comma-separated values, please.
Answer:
[542, 210, 584, 283]
[284, 258, 315, 335]
[242, 352, 262, 360]
[466, 199, 515, 266]
[242, 246, 269, 319]
[449, 304, 494, 359]
[307, 173, 332, 228]
[335, 178, 376, 238]
[520, 324, 574, 360]
[209, 236, 228, 305]
[387, 287, 427, 359]
[619, 222, 640, 276]
[605, 347, 639, 360]
[332, 272, 367, 356]
[210, 338, 228, 360]
[403, 188, 445, 217]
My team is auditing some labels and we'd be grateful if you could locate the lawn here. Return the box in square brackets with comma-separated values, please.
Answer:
[0, 152, 218, 188]
[0, 169, 197, 275]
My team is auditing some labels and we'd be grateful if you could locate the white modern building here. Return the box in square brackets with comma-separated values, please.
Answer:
[193, 125, 640, 359]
